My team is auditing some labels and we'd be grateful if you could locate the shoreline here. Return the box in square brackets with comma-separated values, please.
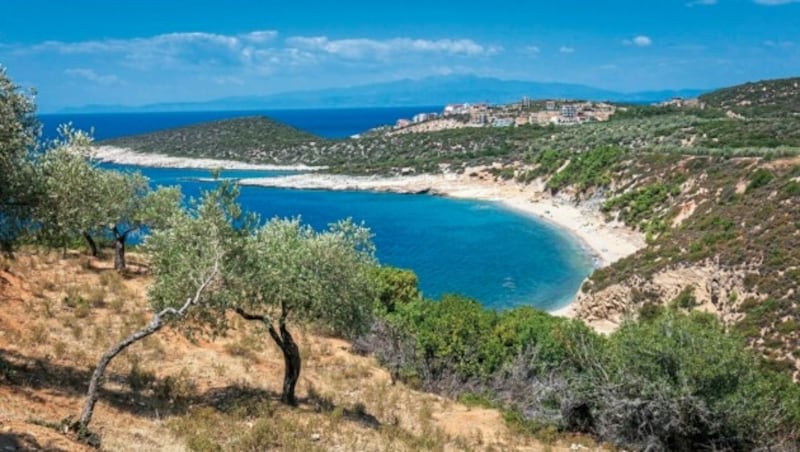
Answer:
[86, 148, 645, 317]
[90, 145, 326, 171]
[238, 172, 646, 316]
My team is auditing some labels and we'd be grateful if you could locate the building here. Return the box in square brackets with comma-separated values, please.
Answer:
[443, 103, 470, 116]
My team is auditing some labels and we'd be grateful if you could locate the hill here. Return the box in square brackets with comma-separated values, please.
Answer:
[0, 252, 584, 451]
[59, 75, 707, 113]
[102, 116, 325, 164]
[700, 76, 800, 118]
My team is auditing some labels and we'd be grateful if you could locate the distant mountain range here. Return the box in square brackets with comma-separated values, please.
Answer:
[58, 75, 708, 114]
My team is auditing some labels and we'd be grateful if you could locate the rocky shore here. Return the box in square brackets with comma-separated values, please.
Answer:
[90, 145, 326, 171]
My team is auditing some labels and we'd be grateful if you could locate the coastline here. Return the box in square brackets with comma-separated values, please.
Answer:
[90, 145, 326, 171]
[238, 172, 646, 270]
[87, 147, 646, 317]
[238, 172, 645, 319]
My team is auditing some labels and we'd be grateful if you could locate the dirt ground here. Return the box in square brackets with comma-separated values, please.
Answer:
[0, 250, 604, 451]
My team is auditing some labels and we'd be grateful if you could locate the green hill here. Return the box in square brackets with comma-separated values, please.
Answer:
[101, 116, 327, 164]
[700, 77, 800, 118]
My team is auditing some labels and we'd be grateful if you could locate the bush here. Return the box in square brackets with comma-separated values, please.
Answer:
[747, 168, 774, 192]
[572, 310, 800, 450]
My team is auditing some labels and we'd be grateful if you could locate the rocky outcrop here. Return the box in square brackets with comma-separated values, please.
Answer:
[575, 259, 764, 328]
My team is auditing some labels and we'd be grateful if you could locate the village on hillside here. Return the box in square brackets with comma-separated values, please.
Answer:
[386, 96, 703, 134]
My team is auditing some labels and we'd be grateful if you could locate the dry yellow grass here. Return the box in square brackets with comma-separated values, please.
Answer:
[0, 250, 604, 451]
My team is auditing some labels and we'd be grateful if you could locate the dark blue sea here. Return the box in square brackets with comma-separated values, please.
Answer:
[38, 108, 593, 310]
[39, 106, 441, 140]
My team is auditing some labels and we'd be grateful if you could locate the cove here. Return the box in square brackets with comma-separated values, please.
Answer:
[109, 165, 593, 311]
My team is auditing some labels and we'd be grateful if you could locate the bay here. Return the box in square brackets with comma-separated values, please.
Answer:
[38, 108, 593, 311]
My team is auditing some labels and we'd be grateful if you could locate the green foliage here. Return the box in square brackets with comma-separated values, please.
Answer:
[700, 76, 800, 118]
[103, 116, 321, 163]
[671, 285, 697, 309]
[373, 266, 421, 313]
[0, 66, 40, 249]
[602, 183, 679, 230]
[546, 147, 624, 193]
[367, 285, 800, 449]
[233, 217, 378, 339]
[580, 310, 800, 449]
[385, 295, 584, 379]
[747, 168, 775, 192]
[145, 181, 250, 333]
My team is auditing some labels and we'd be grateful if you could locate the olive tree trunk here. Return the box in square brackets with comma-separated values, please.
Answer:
[72, 260, 219, 435]
[74, 312, 167, 432]
[83, 231, 98, 257]
[111, 226, 128, 271]
[234, 307, 301, 406]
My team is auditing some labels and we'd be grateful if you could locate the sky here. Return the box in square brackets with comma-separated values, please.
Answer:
[0, 0, 798, 111]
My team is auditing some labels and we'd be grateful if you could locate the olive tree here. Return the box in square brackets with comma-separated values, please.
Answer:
[72, 183, 241, 435]
[0, 66, 40, 251]
[100, 169, 182, 270]
[232, 218, 377, 405]
[33, 133, 181, 267]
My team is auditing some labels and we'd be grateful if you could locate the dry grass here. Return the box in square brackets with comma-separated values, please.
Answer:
[0, 249, 603, 451]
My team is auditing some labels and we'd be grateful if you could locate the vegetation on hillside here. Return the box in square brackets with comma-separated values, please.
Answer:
[700, 76, 800, 118]
[103, 116, 323, 162]
[357, 290, 800, 450]
[96, 79, 800, 174]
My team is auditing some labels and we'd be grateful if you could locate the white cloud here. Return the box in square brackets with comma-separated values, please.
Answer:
[559, 46, 575, 54]
[286, 36, 500, 59]
[30, 31, 251, 55]
[753, 0, 800, 4]
[64, 68, 119, 85]
[624, 35, 653, 47]
[523, 45, 540, 55]
[15, 30, 499, 74]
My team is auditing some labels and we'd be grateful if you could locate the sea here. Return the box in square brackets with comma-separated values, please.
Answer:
[38, 108, 593, 311]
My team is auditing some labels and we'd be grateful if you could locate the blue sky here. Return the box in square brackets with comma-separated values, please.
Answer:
[0, 0, 798, 111]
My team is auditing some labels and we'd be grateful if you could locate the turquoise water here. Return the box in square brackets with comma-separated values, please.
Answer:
[113, 165, 593, 311]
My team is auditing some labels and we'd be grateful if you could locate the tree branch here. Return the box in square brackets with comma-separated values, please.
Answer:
[234, 307, 282, 347]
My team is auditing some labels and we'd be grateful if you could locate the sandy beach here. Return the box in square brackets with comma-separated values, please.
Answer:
[90, 145, 326, 171]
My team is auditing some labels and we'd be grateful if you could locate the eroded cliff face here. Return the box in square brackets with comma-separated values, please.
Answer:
[575, 258, 800, 380]
[575, 259, 763, 326]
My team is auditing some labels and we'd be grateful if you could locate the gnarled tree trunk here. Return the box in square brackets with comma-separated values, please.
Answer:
[74, 314, 165, 432]
[83, 231, 98, 257]
[276, 322, 301, 406]
[112, 226, 126, 271]
[235, 307, 301, 406]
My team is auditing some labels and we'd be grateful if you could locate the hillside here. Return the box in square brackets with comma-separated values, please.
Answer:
[102, 116, 326, 163]
[700, 77, 800, 118]
[98, 87, 800, 172]
[0, 252, 586, 451]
